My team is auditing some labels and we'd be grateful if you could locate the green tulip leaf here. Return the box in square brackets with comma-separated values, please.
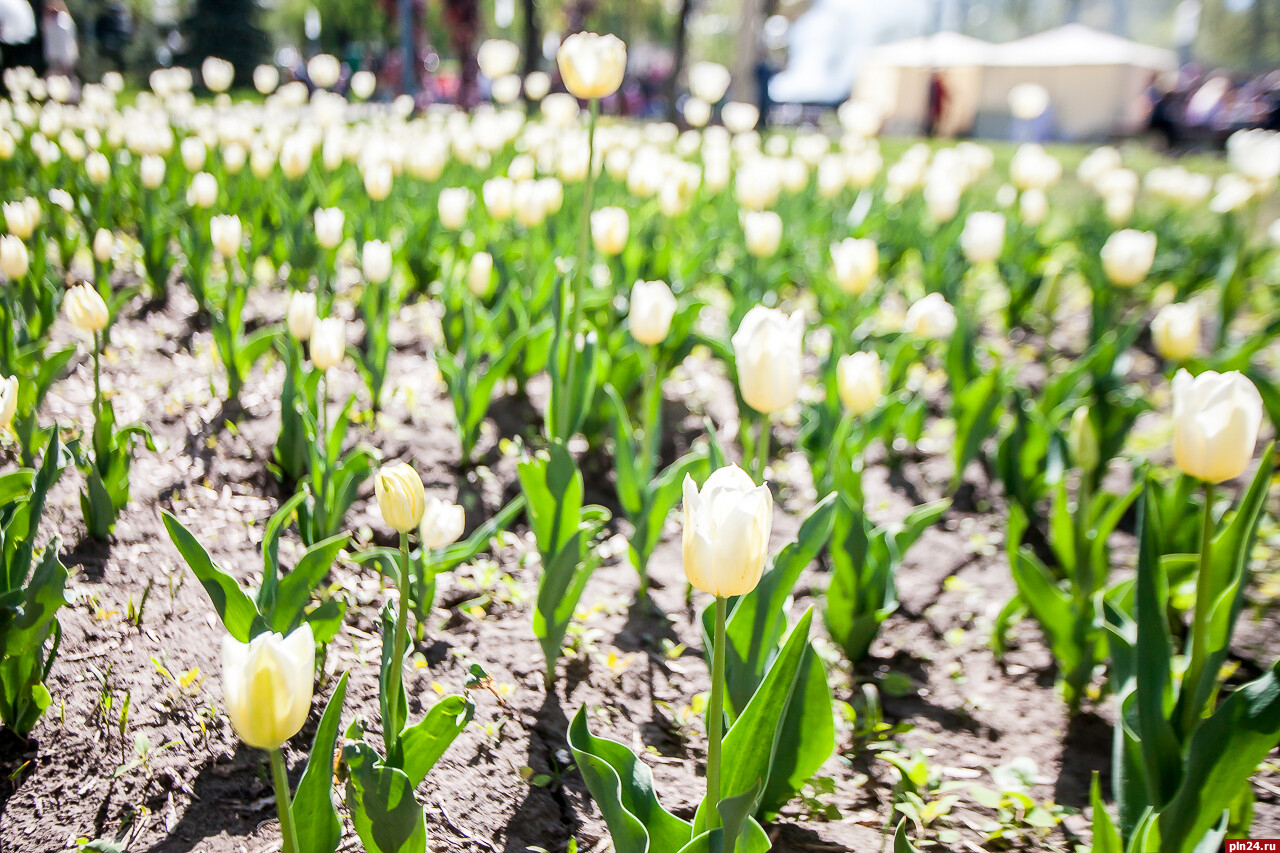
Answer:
[397, 694, 475, 788]
[161, 510, 263, 643]
[344, 741, 427, 853]
[293, 671, 348, 853]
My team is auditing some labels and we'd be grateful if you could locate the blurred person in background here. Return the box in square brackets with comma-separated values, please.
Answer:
[42, 0, 77, 78]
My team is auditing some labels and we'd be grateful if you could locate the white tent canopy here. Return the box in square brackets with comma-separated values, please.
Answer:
[852, 24, 1178, 140]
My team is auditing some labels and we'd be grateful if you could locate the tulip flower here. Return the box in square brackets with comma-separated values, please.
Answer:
[307, 54, 340, 89]
[438, 188, 471, 230]
[1068, 406, 1100, 474]
[1172, 368, 1266, 736]
[1019, 188, 1048, 226]
[0, 375, 17, 431]
[524, 71, 551, 101]
[201, 57, 234, 92]
[742, 210, 782, 259]
[959, 211, 1005, 264]
[483, 177, 515, 220]
[1172, 369, 1263, 486]
[467, 251, 494, 297]
[0, 235, 27, 280]
[314, 207, 344, 249]
[376, 462, 427, 534]
[733, 305, 803, 417]
[210, 214, 242, 258]
[836, 352, 882, 416]
[310, 317, 346, 373]
[629, 280, 677, 346]
[187, 171, 217, 208]
[556, 32, 627, 100]
[1152, 302, 1200, 363]
[591, 207, 629, 256]
[140, 154, 165, 189]
[682, 97, 711, 128]
[180, 136, 206, 172]
[85, 151, 110, 185]
[688, 61, 731, 104]
[1101, 229, 1156, 286]
[681, 463, 772, 829]
[253, 64, 279, 95]
[478, 39, 521, 80]
[221, 623, 314, 853]
[733, 305, 803, 483]
[722, 101, 759, 134]
[830, 238, 878, 295]
[93, 228, 114, 264]
[64, 282, 109, 335]
[3, 200, 35, 239]
[286, 291, 317, 341]
[349, 70, 377, 100]
[904, 293, 956, 340]
[421, 495, 465, 549]
[362, 240, 392, 284]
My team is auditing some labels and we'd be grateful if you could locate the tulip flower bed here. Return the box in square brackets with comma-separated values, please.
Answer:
[2, 40, 1280, 853]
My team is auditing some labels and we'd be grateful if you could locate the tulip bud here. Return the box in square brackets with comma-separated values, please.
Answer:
[742, 210, 782, 259]
[467, 251, 494, 297]
[421, 495, 466, 549]
[375, 462, 427, 533]
[478, 39, 521, 80]
[141, 154, 165, 189]
[221, 624, 315, 750]
[310, 317, 346, 372]
[836, 352, 883, 416]
[629, 280, 677, 346]
[830, 238, 878, 295]
[1101, 229, 1156, 287]
[0, 235, 28, 279]
[253, 64, 279, 95]
[0, 375, 17, 430]
[1172, 369, 1264, 484]
[361, 240, 392, 284]
[557, 32, 627, 100]
[180, 136, 206, 172]
[64, 282, 109, 334]
[438, 188, 471, 230]
[314, 207, 344, 249]
[1068, 406, 1100, 473]
[590, 207, 629, 256]
[363, 162, 392, 200]
[286, 291, 317, 341]
[93, 228, 114, 264]
[210, 214, 242, 257]
[959, 211, 1005, 264]
[1152, 302, 1199, 363]
[903, 293, 956, 340]
[187, 171, 217, 208]
[688, 61, 731, 104]
[682, 465, 773, 597]
[732, 305, 804, 415]
[85, 151, 110, 185]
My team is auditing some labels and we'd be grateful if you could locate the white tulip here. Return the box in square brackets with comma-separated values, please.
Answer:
[959, 211, 1005, 264]
[85, 151, 110, 185]
[732, 305, 804, 415]
[556, 32, 627, 100]
[478, 39, 521, 80]
[688, 62, 731, 104]
[3, 200, 35, 239]
[438, 188, 471, 230]
[253, 64, 279, 95]
[187, 171, 217, 208]
[1020, 188, 1048, 226]
[93, 228, 114, 264]
[0, 375, 16, 430]
[362, 240, 392, 283]
[221, 624, 315, 751]
[742, 210, 782, 258]
[483, 177, 514, 220]
[836, 352, 883, 416]
[591, 207, 629, 256]
[287, 291, 317, 341]
[202, 57, 234, 92]
[831, 238, 878, 295]
[904, 292, 956, 340]
[681, 465, 773, 597]
[141, 154, 165, 189]
[722, 101, 759, 134]
[363, 162, 392, 200]
[310, 317, 346, 372]
[307, 54, 341, 89]
[467, 251, 494, 297]
[1152, 302, 1200, 363]
[1101, 229, 1156, 287]
[349, 70, 377, 100]
[0, 235, 28, 279]
[64, 282, 108, 334]
[629, 280, 677, 346]
[1172, 369, 1264, 484]
[421, 495, 466, 549]
[210, 214, 242, 257]
[524, 71, 551, 101]
[314, 207, 345, 250]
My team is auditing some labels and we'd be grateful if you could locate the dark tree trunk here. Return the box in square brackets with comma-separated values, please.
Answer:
[665, 0, 693, 123]
[521, 0, 540, 102]
[444, 0, 481, 109]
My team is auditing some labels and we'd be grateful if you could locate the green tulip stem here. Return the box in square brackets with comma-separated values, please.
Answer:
[558, 97, 600, 440]
[91, 330, 102, 423]
[269, 748, 299, 853]
[317, 371, 329, 532]
[755, 412, 770, 485]
[707, 594, 728, 831]
[388, 530, 412, 754]
[1181, 481, 1216, 735]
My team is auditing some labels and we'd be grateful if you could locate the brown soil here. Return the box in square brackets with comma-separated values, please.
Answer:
[1, 279, 1278, 853]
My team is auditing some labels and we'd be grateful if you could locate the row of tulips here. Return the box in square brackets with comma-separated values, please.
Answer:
[0, 27, 1278, 852]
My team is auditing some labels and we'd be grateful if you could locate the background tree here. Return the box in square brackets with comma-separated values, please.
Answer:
[181, 0, 271, 86]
